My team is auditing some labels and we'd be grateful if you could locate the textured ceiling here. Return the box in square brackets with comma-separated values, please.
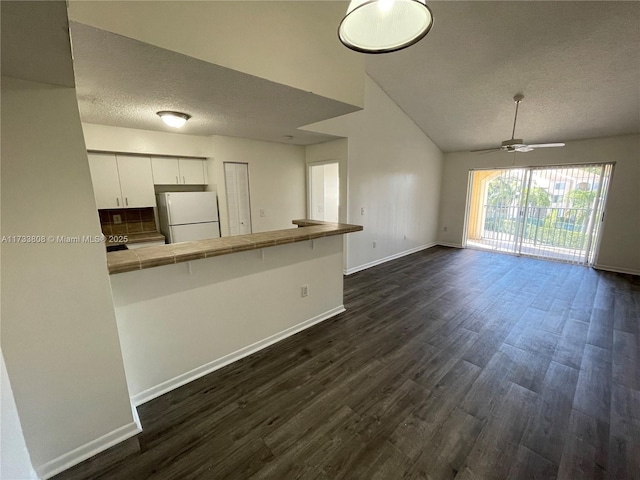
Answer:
[366, 1, 640, 152]
[70, 22, 360, 145]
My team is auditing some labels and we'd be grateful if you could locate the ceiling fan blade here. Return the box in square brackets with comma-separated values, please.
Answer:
[470, 147, 501, 153]
[478, 149, 502, 155]
[528, 143, 566, 148]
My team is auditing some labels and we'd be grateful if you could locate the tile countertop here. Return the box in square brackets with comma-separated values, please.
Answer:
[106, 220, 363, 274]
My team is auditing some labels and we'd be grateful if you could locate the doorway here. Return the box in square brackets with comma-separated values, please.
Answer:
[465, 163, 613, 265]
[224, 162, 252, 235]
[308, 161, 339, 223]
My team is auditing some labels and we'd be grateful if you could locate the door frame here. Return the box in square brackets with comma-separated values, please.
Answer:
[306, 160, 340, 222]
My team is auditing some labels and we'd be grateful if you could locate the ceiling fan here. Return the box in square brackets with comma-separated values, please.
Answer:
[472, 94, 565, 153]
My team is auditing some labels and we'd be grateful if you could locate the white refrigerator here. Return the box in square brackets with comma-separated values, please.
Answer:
[157, 192, 221, 243]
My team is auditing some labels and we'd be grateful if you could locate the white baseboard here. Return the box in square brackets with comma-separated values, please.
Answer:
[593, 264, 640, 276]
[37, 421, 141, 479]
[131, 305, 346, 406]
[437, 242, 464, 248]
[344, 243, 436, 275]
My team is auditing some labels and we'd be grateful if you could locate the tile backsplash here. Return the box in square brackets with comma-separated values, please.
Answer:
[99, 208, 157, 236]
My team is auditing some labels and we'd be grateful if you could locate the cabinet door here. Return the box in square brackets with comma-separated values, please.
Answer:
[151, 157, 180, 185]
[88, 153, 122, 209]
[178, 158, 206, 185]
[117, 155, 156, 208]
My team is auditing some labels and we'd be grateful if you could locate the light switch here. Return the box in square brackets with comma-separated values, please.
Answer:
[361, 207, 366, 215]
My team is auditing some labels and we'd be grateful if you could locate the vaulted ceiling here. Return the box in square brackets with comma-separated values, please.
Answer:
[366, 1, 640, 152]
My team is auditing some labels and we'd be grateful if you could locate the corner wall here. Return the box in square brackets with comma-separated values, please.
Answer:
[438, 134, 640, 274]
[302, 76, 444, 274]
[1, 77, 137, 478]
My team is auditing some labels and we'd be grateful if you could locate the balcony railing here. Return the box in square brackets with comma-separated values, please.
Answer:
[471, 204, 597, 263]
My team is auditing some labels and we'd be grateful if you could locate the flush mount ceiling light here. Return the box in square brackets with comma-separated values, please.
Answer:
[157, 111, 191, 128]
[338, 0, 433, 54]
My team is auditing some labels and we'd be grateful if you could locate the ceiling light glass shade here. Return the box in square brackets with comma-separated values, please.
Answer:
[157, 111, 191, 128]
[338, 0, 433, 54]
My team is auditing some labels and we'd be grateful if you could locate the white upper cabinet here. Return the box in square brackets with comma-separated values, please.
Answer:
[151, 157, 180, 185]
[179, 158, 207, 185]
[88, 153, 123, 209]
[116, 155, 156, 208]
[87, 153, 155, 209]
[151, 157, 207, 185]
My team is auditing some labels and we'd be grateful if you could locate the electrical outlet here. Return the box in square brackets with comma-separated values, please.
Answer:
[259, 209, 265, 217]
[373, 240, 377, 248]
[301, 284, 309, 297]
[443, 226, 448, 232]
[404, 233, 407, 240]
[361, 207, 366, 215]
[113, 214, 122, 224]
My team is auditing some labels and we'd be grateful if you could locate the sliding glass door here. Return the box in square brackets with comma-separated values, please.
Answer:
[465, 163, 613, 265]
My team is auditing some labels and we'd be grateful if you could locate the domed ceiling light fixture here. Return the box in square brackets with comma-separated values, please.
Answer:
[338, 0, 434, 54]
[157, 111, 191, 128]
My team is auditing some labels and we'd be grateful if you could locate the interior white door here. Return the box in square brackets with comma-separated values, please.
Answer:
[224, 162, 252, 235]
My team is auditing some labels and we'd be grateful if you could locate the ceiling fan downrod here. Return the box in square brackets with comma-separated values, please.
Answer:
[511, 93, 524, 140]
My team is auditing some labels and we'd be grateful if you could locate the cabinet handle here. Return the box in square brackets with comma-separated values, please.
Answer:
[125, 197, 129, 206]
[176, 176, 179, 184]
[116, 198, 120, 207]
[183, 176, 186, 184]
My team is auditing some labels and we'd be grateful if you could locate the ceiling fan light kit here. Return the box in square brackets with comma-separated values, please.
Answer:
[471, 94, 566, 153]
[338, 0, 434, 54]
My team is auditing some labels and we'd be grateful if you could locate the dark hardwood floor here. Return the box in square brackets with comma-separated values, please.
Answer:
[53, 247, 640, 480]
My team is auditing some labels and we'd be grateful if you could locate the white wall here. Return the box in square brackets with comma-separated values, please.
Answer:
[303, 76, 444, 273]
[1, 352, 37, 480]
[68, 1, 364, 108]
[110, 235, 345, 404]
[210, 135, 306, 236]
[438, 134, 640, 274]
[1, 77, 137, 478]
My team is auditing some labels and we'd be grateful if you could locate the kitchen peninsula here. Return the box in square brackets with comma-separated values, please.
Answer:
[108, 220, 362, 406]
[106, 220, 362, 274]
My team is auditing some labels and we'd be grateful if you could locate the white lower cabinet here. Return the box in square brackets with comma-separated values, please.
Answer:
[88, 153, 155, 209]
